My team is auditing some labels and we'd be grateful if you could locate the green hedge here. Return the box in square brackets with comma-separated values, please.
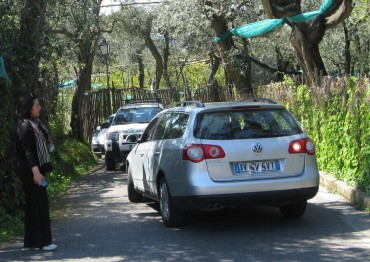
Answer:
[259, 76, 370, 192]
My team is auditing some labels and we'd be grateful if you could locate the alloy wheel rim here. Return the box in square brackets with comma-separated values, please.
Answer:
[160, 183, 169, 220]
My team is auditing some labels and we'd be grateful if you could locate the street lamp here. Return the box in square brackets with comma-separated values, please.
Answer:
[99, 37, 112, 114]
[258, 4, 264, 15]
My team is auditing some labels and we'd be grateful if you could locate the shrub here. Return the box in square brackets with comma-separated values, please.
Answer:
[258, 76, 370, 191]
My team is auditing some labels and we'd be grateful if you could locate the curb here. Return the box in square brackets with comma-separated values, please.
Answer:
[86, 162, 105, 174]
[319, 171, 370, 210]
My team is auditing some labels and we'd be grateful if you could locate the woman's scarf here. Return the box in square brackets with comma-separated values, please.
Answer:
[28, 119, 52, 173]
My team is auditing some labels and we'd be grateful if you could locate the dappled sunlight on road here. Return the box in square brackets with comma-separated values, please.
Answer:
[1, 164, 369, 262]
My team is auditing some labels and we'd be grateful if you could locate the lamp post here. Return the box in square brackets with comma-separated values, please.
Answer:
[99, 38, 112, 114]
[258, 4, 264, 15]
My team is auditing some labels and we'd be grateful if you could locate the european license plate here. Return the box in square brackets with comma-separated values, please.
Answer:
[234, 160, 280, 174]
[121, 144, 135, 150]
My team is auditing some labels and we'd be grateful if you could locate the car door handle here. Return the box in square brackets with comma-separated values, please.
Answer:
[140, 153, 144, 157]
[154, 151, 160, 155]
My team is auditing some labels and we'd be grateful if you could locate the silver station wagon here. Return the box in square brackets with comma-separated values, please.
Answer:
[126, 99, 319, 227]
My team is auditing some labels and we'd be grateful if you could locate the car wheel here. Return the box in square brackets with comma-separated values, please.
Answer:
[279, 200, 307, 219]
[105, 157, 116, 171]
[159, 177, 185, 227]
[127, 167, 143, 202]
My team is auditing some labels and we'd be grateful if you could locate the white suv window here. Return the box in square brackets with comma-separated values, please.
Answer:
[112, 106, 162, 125]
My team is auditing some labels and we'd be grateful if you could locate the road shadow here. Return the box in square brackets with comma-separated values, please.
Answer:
[1, 165, 369, 262]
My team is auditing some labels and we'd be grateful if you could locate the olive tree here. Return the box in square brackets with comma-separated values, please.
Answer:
[199, 0, 263, 97]
[47, 0, 106, 140]
[111, 5, 166, 90]
[260, 0, 353, 85]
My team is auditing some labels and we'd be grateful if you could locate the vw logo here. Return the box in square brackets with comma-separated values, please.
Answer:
[252, 143, 263, 155]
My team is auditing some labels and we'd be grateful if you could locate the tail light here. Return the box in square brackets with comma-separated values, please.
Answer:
[182, 144, 225, 163]
[289, 138, 315, 155]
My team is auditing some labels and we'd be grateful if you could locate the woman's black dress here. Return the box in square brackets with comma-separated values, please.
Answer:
[15, 120, 52, 249]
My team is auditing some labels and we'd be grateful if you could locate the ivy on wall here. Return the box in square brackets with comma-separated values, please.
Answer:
[259, 76, 370, 192]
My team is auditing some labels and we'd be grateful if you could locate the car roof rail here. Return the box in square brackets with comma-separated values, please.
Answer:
[125, 98, 162, 104]
[175, 101, 205, 107]
[242, 98, 277, 104]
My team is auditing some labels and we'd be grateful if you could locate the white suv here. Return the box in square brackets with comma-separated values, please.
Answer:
[104, 100, 163, 171]
[126, 99, 320, 227]
[91, 114, 115, 158]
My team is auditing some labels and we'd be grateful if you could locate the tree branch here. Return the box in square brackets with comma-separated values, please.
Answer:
[101, 20, 117, 33]
[100, 1, 166, 8]
[325, 0, 353, 30]
[49, 28, 78, 43]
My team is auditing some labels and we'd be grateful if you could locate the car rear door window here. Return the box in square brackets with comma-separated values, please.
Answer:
[163, 113, 189, 139]
[151, 113, 171, 141]
[141, 117, 160, 142]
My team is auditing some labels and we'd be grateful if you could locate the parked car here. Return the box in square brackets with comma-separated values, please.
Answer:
[104, 100, 164, 171]
[91, 114, 115, 158]
[126, 99, 320, 227]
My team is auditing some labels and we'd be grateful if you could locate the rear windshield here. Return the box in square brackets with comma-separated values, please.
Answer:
[112, 107, 161, 125]
[195, 109, 303, 140]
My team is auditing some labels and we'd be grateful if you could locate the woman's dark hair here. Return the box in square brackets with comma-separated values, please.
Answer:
[16, 94, 38, 119]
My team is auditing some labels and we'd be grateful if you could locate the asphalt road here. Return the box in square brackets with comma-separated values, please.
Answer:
[1, 163, 369, 262]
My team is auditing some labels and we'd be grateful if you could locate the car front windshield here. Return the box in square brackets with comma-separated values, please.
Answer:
[195, 109, 303, 140]
[112, 107, 161, 125]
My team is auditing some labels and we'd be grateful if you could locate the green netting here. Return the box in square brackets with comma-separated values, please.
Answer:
[215, 0, 333, 43]
[0, 56, 11, 84]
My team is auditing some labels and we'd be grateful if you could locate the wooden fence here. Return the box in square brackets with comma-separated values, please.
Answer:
[81, 85, 232, 143]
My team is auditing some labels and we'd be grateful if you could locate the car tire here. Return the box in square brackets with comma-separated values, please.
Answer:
[279, 200, 307, 219]
[105, 157, 116, 171]
[127, 167, 143, 202]
[159, 177, 185, 227]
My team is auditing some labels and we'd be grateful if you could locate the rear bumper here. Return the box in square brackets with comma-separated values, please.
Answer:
[172, 187, 319, 211]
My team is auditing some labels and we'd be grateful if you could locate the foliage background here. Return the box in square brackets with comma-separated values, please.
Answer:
[259, 76, 370, 192]
[1, 0, 370, 242]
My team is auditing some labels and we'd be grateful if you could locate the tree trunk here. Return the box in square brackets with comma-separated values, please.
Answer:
[290, 21, 327, 86]
[343, 22, 351, 76]
[136, 51, 145, 88]
[70, 43, 95, 141]
[275, 47, 289, 82]
[16, 0, 47, 93]
[208, 52, 220, 84]
[143, 18, 163, 90]
[210, 14, 253, 98]
[207, 53, 222, 102]
[224, 70, 233, 101]
[138, 56, 145, 88]
[163, 31, 172, 88]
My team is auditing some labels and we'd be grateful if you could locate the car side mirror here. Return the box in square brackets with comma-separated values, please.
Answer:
[96, 126, 101, 132]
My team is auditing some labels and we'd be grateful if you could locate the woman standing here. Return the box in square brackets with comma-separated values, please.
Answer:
[15, 94, 57, 251]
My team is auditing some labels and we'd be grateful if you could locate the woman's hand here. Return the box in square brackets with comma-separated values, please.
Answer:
[32, 166, 45, 185]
